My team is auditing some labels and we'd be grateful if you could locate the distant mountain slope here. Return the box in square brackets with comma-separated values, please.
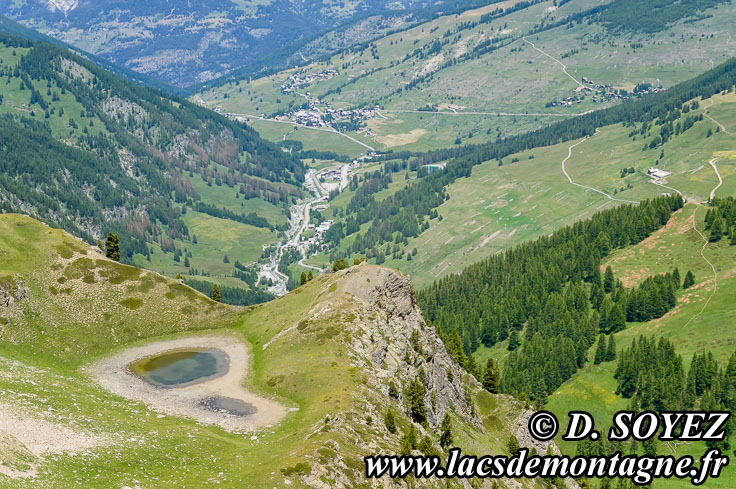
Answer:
[1, 0, 492, 88]
[199, 0, 736, 154]
[0, 32, 303, 301]
[0, 14, 177, 92]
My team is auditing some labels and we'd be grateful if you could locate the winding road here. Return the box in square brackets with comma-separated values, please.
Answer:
[708, 157, 723, 201]
[684, 205, 719, 330]
[561, 131, 640, 204]
[230, 112, 376, 152]
[523, 37, 583, 88]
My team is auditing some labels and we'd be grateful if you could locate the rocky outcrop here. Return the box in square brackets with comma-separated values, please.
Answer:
[339, 264, 480, 429]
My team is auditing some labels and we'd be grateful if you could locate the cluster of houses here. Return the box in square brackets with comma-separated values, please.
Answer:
[300, 219, 334, 254]
[280, 69, 339, 93]
[320, 169, 342, 182]
[274, 103, 378, 129]
[548, 76, 662, 108]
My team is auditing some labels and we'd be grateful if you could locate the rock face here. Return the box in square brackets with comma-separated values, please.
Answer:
[339, 264, 480, 429]
[296, 265, 568, 489]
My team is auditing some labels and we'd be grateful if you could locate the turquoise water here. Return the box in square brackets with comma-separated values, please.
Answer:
[131, 348, 229, 387]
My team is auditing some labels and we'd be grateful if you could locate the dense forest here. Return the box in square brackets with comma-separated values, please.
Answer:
[0, 33, 303, 265]
[417, 195, 684, 401]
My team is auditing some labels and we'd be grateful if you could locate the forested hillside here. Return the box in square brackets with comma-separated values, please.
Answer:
[417, 195, 684, 399]
[0, 32, 304, 303]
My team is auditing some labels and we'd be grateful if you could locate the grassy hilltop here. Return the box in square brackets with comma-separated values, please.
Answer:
[0, 213, 541, 489]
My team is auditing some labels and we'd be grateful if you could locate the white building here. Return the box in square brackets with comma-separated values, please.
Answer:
[647, 168, 672, 179]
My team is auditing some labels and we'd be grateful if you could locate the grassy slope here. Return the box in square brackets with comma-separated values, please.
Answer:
[197, 0, 736, 153]
[0, 214, 530, 488]
[542, 203, 736, 488]
[386, 91, 736, 286]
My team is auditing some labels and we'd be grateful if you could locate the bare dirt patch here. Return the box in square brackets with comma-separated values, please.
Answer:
[377, 128, 428, 147]
[86, 334, 290, 433]
[0, 404, 105, 479]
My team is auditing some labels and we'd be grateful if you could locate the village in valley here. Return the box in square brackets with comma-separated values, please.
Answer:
[546, 75, 663, 108]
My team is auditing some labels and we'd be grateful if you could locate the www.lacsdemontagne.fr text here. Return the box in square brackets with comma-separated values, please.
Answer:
[364, 448, 729, 485]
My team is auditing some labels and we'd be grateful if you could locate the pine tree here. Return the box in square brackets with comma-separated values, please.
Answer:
[710, 217, 724, 242]
[482, 358, 499, 393]
[404, 378, 427, 424]
[731, 230, 736, 246]
[683, 270, 695, 289]
[446, 329, 466, 366]
[307, 270, 314, 281]
[597, 231, 612, 256]
[606, 334, 617, 362]
[604, 266, 615, 293]
[506, 435, 520, 454]
[507, 330, 520, 351]
[384, 410, 396, 434]
[438, 413, 453, 448]
[332, 259, 347, 272]
[104, 232, 121, 261]
[607, 304, 626, 333]
[672, 267, 681, 288]
[300, 272, 307, 285]
[212, 284, 221, 302]
[594, 334, 607, 365]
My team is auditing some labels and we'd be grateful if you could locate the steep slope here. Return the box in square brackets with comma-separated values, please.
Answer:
[544, 201, 736, 489]
[199, 0, 736, 153]
[0, 213, 556, 488]
[0, 32, 304, 302]
[2, 0, 489, 87]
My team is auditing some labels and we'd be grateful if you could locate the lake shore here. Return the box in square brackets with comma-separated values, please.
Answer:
[85, 334, 290, 432]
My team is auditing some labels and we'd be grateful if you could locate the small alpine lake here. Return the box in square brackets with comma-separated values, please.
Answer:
[130, 348, 229, 388]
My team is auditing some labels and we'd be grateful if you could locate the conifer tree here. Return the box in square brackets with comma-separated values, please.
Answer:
[672, 267, 681, 288]
[604, 266, 615, 293]
[404, 378, 427, 424]
[594, 334, 607, 365]
[710, 217, 724, 242]
[605, 334, 617, 362]
[507, 330, 520, 351]
[212, 284, 221, 302]
[483, 358, 499, 393]
[731, 230, 736, 246]
[300, 272, 307, 285]
[439, 413, 453, 448]
[683, 270, 695, 289]
[383, 410, 396, 434]
[104, 232, 121, 261]
[506, 435, 520, 454]
[607, 304, 626, 333]
[307, 270, 314, 281]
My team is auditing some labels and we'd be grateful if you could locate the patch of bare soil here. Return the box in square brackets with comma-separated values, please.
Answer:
[0, 404, 105, 479]
[86, 334, 290, 433]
